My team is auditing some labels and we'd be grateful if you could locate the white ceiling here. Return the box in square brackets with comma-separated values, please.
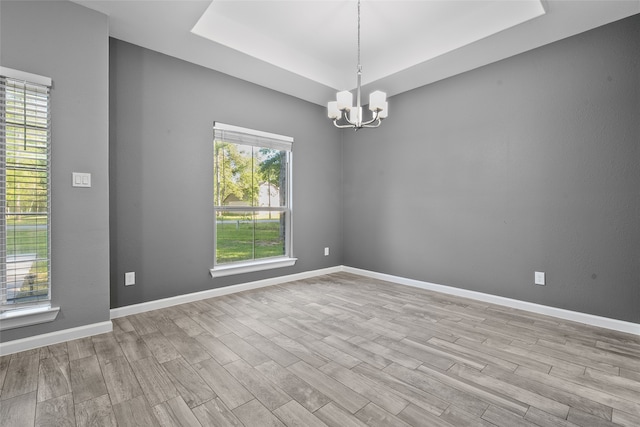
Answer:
[74, 0, 639, 106]
[191, 0, 547, 90]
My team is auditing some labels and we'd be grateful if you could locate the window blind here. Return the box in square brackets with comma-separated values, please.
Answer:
[214, 122, 293, 152]
[0, 68, 51, 311]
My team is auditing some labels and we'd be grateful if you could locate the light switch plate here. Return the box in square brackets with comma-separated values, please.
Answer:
[535, 271, 546, 286]
[72, 172, 91, 188]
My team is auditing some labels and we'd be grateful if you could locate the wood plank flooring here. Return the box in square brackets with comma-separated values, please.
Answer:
[1, 272, 639, 427]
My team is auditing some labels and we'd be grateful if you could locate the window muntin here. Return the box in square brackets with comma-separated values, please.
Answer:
[213, 123, 292, 269]
[1, 68, 51, 312]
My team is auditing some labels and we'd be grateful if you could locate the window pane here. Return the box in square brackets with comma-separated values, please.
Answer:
[213, 142, 257, 207]
[215, 210, 286, 264]
[216, 211, 256, 264]
[254, 211, 286, 259]
[256, 149, 287, 208]
[5, 218, 49, 303]
[214, 143, 287, 209]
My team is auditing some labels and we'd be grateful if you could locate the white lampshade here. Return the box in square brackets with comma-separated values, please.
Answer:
[337, 91, 353, 111]
[349, 107, 362, 124]
[369, 90, 386, 111]
[378, 102, 388, 119]
[327, 101, 340, 119]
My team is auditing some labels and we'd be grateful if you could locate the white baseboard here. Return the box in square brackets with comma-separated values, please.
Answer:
[343, 266, 640, 336]
[0, 321, 113, 356]
[0, 266, 340, 355]
[111, 265, 343, 319]
[3, 263, 637, 356]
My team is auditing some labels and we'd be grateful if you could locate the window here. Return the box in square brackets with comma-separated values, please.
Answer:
[211, 123, 295, 277]
[1, 67, 57, 328]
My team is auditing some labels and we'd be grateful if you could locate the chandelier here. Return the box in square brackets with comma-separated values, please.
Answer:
[327, 0, 388, 130]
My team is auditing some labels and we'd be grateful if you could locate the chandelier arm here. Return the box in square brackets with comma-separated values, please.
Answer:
[360, 110, 380, 126]
[362, 120, 382, 128]
[333, 111, 357, 128]
[333, 120, 358, 129]
[342, 110, 357, 126]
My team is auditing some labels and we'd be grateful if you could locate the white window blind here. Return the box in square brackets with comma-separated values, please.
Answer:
[214, 122, 293, 152]
[0, 67, 52, 312]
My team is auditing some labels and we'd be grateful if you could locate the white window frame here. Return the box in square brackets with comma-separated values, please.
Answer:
[0, 66, 58, 330]
[210, 122, 296, 278]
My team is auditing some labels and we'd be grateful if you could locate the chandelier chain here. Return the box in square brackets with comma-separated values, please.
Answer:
[357, 0, 361, 70]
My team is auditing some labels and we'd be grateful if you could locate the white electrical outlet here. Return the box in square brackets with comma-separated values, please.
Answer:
[324, 247, 329, 256]
[535, 271, 545, 286]
[125, 272, 135, 286]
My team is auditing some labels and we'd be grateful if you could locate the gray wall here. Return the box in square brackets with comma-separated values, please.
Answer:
[343, 14, 640, 323]
[110, 39, 342, 308]
[1, 1, 111, 342]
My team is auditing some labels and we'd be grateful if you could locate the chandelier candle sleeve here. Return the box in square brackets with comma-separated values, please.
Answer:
[337, 91, 353, 111]
[369, 91, 386, 111]
[327, 101, 340, 119]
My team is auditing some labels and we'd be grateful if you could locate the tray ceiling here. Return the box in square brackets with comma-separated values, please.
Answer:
[73, 0, 640, 105]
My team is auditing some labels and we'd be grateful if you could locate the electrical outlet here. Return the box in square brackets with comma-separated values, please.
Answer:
[324, 247, 329, 256]
[535, 271, 545, 286]
[125, 272, 135, 286]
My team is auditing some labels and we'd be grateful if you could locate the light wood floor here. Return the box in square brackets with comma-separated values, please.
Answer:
[1, 272, 639, 427]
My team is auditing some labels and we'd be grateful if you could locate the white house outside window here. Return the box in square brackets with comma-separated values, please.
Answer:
[211, 123, 296, 278]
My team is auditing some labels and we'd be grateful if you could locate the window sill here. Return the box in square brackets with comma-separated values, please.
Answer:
[0, 304, 60, 331]
[210, 257, 297, 278]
